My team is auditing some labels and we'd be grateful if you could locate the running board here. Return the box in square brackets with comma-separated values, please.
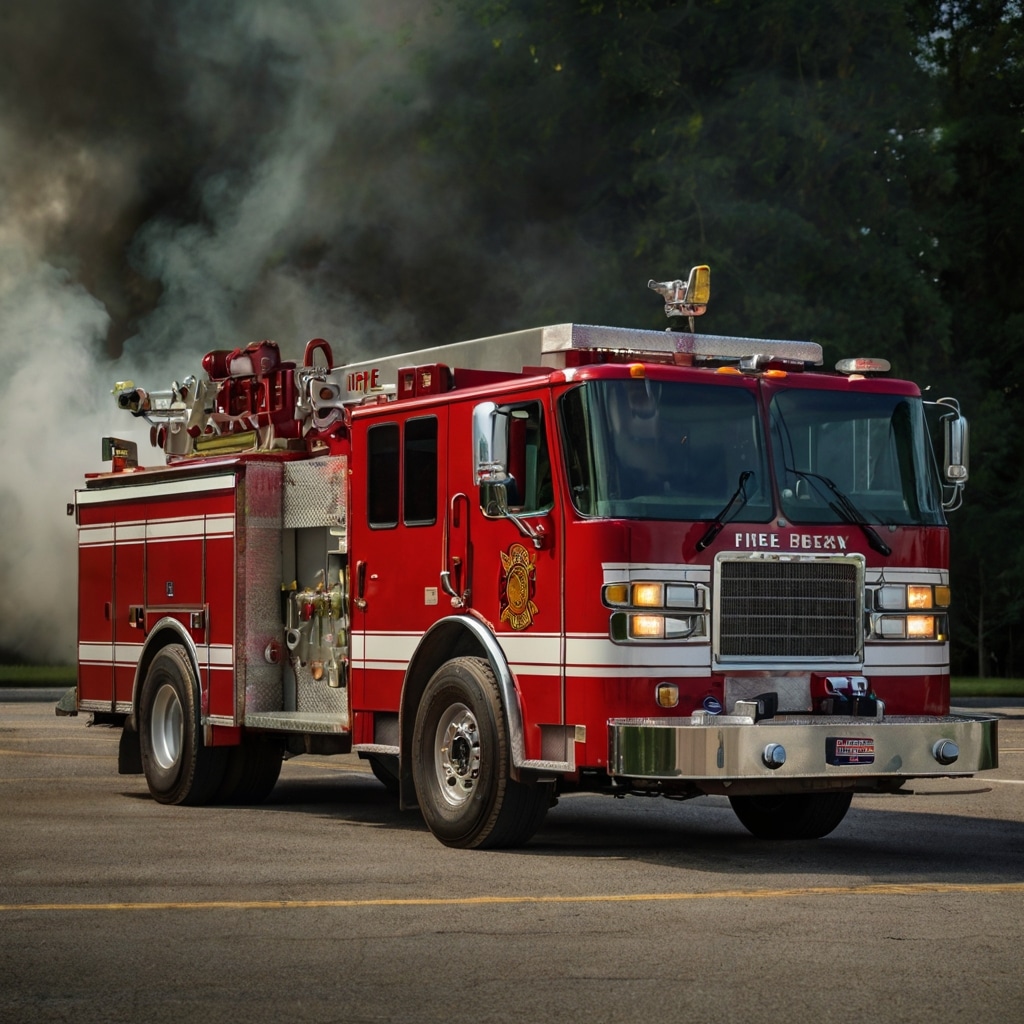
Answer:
[243, 711, 350, 734]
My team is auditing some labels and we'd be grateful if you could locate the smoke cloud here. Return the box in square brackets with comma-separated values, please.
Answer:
[0, 0, 513, 662]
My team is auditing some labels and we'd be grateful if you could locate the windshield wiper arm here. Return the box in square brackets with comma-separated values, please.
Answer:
[696, 471, 754, 551]
[788, 468, 892, 556]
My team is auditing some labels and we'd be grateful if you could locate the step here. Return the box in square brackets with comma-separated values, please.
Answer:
[243, 711, 349, 734]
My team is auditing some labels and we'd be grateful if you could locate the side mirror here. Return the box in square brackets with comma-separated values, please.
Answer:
[471, 401, 546, 549]
[472, 402, 511, 485]
[936, 397, 968, 511]
[940, 399, 969, 485]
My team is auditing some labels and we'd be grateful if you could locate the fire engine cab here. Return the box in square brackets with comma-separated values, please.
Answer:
[64, 266, 998, 847]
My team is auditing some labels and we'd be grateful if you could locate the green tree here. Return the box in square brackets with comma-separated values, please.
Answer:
[917, 0, 1024, 676]
[431, 1, 950, 362]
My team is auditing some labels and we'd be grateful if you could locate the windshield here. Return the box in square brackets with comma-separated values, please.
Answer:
[769, 388, 944, 527]
[559, 379, 773, 521]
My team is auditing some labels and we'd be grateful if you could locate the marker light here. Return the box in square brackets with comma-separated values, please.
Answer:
[656, 683, 680, 709]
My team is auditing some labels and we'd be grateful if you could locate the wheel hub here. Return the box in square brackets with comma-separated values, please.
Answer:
[150, 681, 184, 772]
[434, 703, 481, 807]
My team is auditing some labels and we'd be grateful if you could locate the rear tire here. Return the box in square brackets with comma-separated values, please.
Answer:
[411, 657, 550, 849]
[216, 735, 284, 804]
[366, 754, 400, 795]
[729, 791, 853, 840]
[138, 644, 226, 805]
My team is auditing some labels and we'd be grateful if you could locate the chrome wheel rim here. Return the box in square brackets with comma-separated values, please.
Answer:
[433, 702, 480, 808]
[150, 682, 184, 771]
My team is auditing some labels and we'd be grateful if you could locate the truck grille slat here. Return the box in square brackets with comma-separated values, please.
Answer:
[717, 558, 862, 660]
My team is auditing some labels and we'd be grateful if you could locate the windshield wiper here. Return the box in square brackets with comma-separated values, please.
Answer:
[787, 468, 892, 556]
[696, 471, 754, 551]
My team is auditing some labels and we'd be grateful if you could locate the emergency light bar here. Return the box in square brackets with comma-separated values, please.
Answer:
[835, 357, 891, 375]
[538, 323, 823, 366]
[335, 323, 823, 401]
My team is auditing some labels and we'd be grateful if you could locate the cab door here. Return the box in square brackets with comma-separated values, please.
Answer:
[349, 408, 448, 730]
[454, 392, 566, 760]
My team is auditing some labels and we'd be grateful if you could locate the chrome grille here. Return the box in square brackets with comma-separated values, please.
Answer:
[716, 556, 862, 661]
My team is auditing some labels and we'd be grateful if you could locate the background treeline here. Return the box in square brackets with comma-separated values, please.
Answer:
[411, 0, 1021, 677]
[2, 0, 1020, 675]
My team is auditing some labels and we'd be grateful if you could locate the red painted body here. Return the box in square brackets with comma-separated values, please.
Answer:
[73, 327, 959, 787]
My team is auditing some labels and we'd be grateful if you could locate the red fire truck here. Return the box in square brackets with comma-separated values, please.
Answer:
[64, 267, 997, 847]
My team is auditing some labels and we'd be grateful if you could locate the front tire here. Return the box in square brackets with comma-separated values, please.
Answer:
[138, 644, 226, 805]
[411, 657, 550, 849]
[729, 791, 853, 840]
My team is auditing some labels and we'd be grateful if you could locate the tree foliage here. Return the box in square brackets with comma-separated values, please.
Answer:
[915, 0, 1024, 674]
[421, 0, 1023, 675]
[425, 0, 953, 363]
[4, 0, 1020, 673]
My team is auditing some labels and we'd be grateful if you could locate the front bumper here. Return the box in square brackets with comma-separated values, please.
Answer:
[608, 710, 998, 791]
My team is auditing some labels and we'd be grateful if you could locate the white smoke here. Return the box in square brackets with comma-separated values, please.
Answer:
[123, 0, 447, 374]
[0, 0, 454, 662]
[0, 243, 114, 660]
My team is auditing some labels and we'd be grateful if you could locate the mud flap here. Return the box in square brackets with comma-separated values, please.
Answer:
[118, 722, 143, 775]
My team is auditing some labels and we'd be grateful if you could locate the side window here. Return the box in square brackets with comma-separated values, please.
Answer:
[483, 401, 552, 515]
[403, 416, 438, 525]
[558, 386, 596, 515]
[367, 422, 399, 528]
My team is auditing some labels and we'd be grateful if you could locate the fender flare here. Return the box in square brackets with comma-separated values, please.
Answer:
[128, 617, 205, 727]
[397, 615, 526, 807]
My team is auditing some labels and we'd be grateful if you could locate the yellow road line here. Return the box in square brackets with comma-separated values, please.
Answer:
[0, 749, 113, 759]
[3, 882, 1024, 914]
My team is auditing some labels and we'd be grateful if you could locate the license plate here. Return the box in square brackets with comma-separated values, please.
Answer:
[826, 736, 875, 766]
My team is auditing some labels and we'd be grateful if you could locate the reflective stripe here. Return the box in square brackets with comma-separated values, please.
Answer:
[77, 642, 235, 671]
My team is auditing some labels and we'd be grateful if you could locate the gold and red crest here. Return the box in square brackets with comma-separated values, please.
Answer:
[499, 542, 539, 630]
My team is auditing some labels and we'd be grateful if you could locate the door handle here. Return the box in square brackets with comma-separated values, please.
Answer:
[354, 560, 367, 610]
[439, 563, 468, 608]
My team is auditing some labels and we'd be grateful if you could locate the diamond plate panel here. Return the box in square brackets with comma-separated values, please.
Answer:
[294, 663, 350, 716]
[283, 457, 347, 529]
[239, 462, 285, 715]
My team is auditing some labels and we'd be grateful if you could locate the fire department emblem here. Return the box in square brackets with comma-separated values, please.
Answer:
[499, 543, 539, 630]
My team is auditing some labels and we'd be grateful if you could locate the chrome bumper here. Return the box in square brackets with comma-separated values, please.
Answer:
[608, 710, 999, 784]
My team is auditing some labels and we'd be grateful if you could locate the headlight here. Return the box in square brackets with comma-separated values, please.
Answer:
[875, 584, 948, 611]
[610, 612, 703, 642]
[906, 615, 937, 639]
[632, 583, 664, 608]
[604, 581, 707, 642]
